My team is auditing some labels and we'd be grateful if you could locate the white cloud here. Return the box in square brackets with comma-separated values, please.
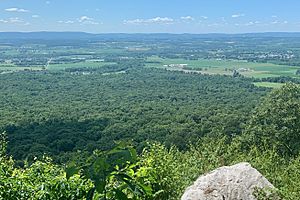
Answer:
[123, 19, 143, 24]
[0, 19, 8, 23]
[9, 17, 23, 23]
[201, 16, 208, 20]
[32, 15, 40, 18]
[124, 17, 174, 25]
[207, 23, 224, 27]
[0, 17, 29, 25]
[58, 20, 75, 24]
[78, 16, 93, 22]
[180, 16, 194, 21]
[244, 21, 261, 26]
[232, 13, 245, 18]
[271, 20, 288, 25]
[5, 7, 29, 13]
[148, 17, 174, 23]
[245, 22, 254, 26]
[57, 16, 100, 25]
[78, 16, 99, 25]
[272, 15, 278, 18]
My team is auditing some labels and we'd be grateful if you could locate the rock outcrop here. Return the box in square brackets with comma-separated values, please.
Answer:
[181, 162, 274, 200]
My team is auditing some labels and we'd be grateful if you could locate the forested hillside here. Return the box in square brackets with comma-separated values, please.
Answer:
[0, 66, 267, 162]
[1, 84, 300, 200]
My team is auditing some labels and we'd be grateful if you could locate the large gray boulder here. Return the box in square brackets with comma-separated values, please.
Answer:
[181, 162, 274, 200]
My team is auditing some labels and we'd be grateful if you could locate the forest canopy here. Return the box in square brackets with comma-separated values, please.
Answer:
[1, 82, 300, 199]
[0, 67, 267, 162]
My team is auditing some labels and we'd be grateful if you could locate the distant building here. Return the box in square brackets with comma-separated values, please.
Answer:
[168, 64, 188, 68]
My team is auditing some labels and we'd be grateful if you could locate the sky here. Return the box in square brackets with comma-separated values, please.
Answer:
[0, 0, 300, 33]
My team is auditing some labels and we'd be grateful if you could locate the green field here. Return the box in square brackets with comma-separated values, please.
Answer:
[0, 61, 116, 72]
[0, 63, 45, 72]
[146, 56, 300, 78]
[253, 82, 286, 88]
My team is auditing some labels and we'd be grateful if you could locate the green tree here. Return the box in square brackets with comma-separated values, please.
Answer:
[66, 142, 153, 200]
[0, 132, 91, 200]
[243, 83, 300, 156]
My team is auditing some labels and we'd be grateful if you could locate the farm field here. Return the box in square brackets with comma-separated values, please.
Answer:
[0, 63, 45, 72]
[253, 82, 285, 88]
[146, 56, 300, 78]
[0, 62, 116, 72]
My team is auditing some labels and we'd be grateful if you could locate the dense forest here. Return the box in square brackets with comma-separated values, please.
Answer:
[1, 83, 300, 199]
[0, 65, 267, 163]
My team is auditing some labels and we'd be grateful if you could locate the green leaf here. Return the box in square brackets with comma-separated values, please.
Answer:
[95, 179, 106, 194]
[128, 147, 137, 162]
[86, 187, 96, 200]
[122, 178, 144, 196]
[115, 172, 133, 181]
[138, 183, 153, 195]
[114, 189, 129, 200]
[65, 163, 79, 180]
[85, 157, 110, 181]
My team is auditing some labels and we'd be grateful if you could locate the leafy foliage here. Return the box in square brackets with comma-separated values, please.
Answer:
[140, 137, 300, 200]
[0, 133, 91, 200]
[243, 83, 300, 156]
[66, 142, 153, 200]
[1, 133, 300, 199]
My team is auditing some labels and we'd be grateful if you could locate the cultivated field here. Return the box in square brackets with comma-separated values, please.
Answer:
[146, 56, 300, 79]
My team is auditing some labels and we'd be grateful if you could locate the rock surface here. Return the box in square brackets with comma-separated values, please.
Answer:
[181, 162, 274, 200]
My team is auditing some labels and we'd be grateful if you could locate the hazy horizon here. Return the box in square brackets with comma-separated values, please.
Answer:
[3, 31, 300, 34]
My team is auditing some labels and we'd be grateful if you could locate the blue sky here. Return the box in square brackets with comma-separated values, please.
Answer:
[0, 0, 300, 33]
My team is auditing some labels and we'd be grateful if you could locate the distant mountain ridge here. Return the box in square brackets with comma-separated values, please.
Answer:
[0, 32, 93, 40]
[1, 32, 300, 40]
